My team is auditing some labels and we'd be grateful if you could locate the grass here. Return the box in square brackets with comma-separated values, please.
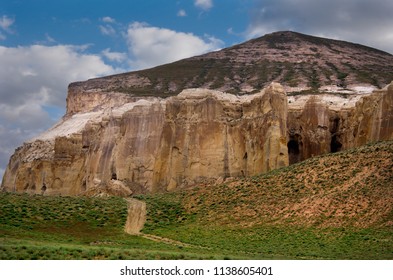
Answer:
[0, 193, 226, 260]
[136, 140, 393, 259]
[1, 141, 392, 259]
[144, 224, 392, 259]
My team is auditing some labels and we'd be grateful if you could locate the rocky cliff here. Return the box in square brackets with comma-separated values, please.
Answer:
[1, 83, 288, 195]
[287, 82, 393, 164]
[2, 31, 393, 196]
[3, 81, 393, 196]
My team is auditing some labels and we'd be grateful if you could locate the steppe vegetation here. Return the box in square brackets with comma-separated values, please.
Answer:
[1, 141, 392, 259]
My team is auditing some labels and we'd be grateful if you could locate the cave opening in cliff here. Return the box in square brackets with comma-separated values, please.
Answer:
[288, 138, 301, 164]
[330, 135, 342, 153]
[330, 117, 342, 153]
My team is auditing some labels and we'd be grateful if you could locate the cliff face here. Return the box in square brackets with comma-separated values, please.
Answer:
[1, 83, 288, 195]
[3, 81, 393, 196]
[287, 82, 393, 164]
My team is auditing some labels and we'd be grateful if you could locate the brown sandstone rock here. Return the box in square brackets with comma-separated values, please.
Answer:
[1, 83, 288, 195]
[124, 198, 146, 235]
[286, 82, 393, 164]
[3, 81, 393, 196]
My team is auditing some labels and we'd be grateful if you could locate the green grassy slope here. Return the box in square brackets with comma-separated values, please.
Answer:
[0, 194, 220, 259]
[137, 140, 393, 259]
[1, 141, 392, 259]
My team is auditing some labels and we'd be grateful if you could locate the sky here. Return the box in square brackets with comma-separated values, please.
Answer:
[1, 0, 393, 178]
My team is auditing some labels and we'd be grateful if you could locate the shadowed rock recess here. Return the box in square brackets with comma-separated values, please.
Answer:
[2, 31, 393, 196]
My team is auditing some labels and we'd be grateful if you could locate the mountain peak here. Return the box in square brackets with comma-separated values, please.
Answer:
[71, 31, 393, 97]
[249, 30, 390, 55]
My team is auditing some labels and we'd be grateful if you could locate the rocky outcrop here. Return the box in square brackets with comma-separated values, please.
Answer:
[3, 80, 393, 196]
[287, 82, 393, 164]
[1, 83, 288, 195]
[124, 198, 146, 234]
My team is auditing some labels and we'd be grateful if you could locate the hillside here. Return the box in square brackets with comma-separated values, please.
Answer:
[0, 193, 216, 259]
[180, 141, 393, 228]
[69, 31, 393, 96]
[138, 140, 393, 259]
[1, 141, 392, 259]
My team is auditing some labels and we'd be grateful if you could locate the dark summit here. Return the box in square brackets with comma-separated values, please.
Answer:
[71, 31, 393, 97]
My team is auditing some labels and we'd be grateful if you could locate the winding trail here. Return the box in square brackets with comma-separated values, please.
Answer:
[140, 234, 203, 249]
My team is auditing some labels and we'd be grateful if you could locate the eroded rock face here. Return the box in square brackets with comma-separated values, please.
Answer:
[3, 81, 393, 196]
[287, 82, 393, 164]
[1, 83, 288, 195]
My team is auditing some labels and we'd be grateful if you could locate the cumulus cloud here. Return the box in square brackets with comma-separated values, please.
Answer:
[125, 22, 223, 69]
[101, 16, 116, 23]
[194, 0, 213, 11]
[246, 0, 393, 54]
[0, 44, 116, 178]
[99, 16, 119, 37]
[0, 45, 113, 107]
[102, 48, 128, 63]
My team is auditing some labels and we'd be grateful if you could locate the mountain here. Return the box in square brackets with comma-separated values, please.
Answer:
[2, 31, 393, 196]
[69, 31, 393, 98]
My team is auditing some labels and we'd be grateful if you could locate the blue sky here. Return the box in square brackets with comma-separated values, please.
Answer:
[1, 0, 249, 68]
[1, 0, 393, 177]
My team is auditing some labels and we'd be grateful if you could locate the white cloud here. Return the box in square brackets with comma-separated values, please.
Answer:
[246, 0, 393, 55]
[0, 45, 114, 107]
[194, 0, 213, 11]
[0, 44, 117, 179]
[101, 16, 116, 23]
[177, 9, 187, 17]
[99, 17, 118, 37]
[102, 48, 128, 63]
[125, 22, 223, 69]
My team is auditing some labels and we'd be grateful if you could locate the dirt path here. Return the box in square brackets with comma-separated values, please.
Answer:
[140, 234, 203, 248]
